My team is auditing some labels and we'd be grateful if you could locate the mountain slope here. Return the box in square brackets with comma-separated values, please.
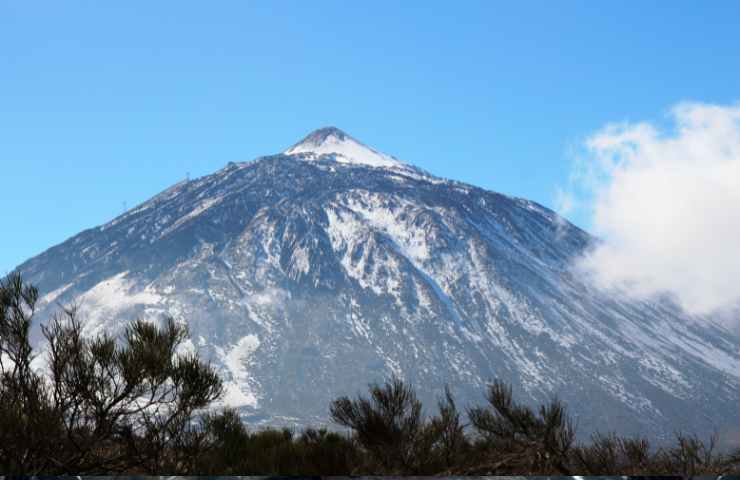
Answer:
[17, 127, 740, 438]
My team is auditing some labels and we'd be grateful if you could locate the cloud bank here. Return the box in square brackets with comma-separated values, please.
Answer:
[563, 102, 740, 318]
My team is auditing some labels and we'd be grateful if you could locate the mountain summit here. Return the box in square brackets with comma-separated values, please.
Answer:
[288, 126, 351, 146]
[285, 126, 405, 169]
[15, 129, 740, 438]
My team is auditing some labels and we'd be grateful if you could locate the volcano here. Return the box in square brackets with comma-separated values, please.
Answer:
[16, 127, 740, 438]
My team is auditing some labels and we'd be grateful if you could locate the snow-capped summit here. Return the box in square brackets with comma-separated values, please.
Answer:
[285, 126, 405, 169]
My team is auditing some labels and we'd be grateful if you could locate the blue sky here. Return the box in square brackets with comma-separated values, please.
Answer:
[2, 1, 739, 273]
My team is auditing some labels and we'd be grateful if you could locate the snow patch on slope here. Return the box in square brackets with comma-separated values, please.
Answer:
[216, 335, 261, 408]
[162, 196, 224, 236]
[38, 282, 75, 307]
[78, 272, 164, 337]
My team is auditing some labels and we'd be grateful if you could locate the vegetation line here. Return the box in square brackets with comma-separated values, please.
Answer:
[1, 273, 738, 475]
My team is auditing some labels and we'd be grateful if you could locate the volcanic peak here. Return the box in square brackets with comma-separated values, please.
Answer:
[284, 126, 405, 169]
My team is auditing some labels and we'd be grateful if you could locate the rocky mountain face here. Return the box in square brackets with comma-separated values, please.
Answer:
[16, 127, 740, 439]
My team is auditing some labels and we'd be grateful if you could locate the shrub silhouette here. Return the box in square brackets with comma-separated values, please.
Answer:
[2, 273, 740, 475]
[329, 375, 429, 473]
[190, 415, 359, 475]
[0, 273, 222, 474]
[429, 385, 470, 470]
[465, 379, 575, 474]
[572, 432, 653, 474]
[0, 274, 62, 473]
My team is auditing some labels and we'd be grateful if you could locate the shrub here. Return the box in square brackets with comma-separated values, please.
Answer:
[0, 273, 222, 474]
[466, 379, 575, 474]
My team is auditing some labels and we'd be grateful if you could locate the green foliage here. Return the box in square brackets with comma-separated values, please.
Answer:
[329, 375, 429, 473]
[190, 412, 359, 475]
[0, 273, 223, 474]
[0, 274, 62, 473]
[466, 379, 575, 474]
[2, 273, 740, 475]
[429, 385, 470, 470]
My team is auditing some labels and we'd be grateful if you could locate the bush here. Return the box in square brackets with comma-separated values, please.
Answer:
[3, 273, 740, 475]
[329, 375, 428, 473]
[465, 379, 575, 474]
[0, 273, 222, 474]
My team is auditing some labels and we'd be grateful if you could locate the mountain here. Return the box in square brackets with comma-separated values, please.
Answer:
[15, 127, 740, 439]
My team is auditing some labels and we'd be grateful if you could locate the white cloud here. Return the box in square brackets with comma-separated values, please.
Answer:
[554, 187, 576, 217]
[565, 102, 740, 317]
